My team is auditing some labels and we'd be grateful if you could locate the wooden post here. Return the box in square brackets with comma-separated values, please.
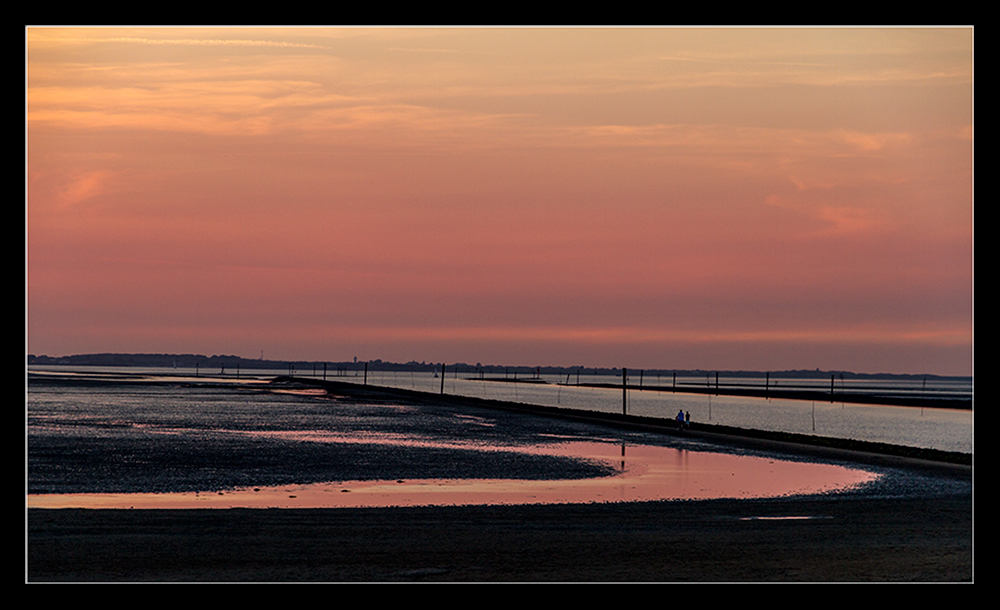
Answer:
[715, 372, 719, 395]
[441, 364, 446, 394]
[831, 375, 835, 402]
[323, 362, 327, 381]
[672, 371, 676, 392]
[622, 367, 627, 415]
[765, 372, 769, 398]
[364, 362, 368, 386]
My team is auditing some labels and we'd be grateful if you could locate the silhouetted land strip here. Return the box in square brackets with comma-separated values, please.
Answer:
[29, 354, 970, 407]
[277, 377, 971, 466]
[28, 352, 972, 385]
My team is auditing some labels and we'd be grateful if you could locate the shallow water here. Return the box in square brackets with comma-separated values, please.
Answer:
[326, 370, 973, 453]
[27, 369, 892, 508]
[27, 440, 878, 509]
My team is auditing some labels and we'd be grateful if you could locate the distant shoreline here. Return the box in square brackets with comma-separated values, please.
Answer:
[26, 353, 973, 382]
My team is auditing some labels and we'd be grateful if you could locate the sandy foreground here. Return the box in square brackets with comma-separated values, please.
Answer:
[28, 494, 970, 582]
[27, 462, 971, 582]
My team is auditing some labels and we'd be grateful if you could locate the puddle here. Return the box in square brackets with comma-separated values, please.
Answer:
[738, 516, 833, 521]
[26, 441, 879, 509]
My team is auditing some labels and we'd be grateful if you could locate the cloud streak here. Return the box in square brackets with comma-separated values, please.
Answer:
[26, 27, 973, 375]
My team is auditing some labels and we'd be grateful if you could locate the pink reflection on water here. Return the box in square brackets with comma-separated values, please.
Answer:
[27, 441, 879, 510]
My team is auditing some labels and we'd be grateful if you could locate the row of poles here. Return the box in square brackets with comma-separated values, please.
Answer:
[289, 362, 859, 415]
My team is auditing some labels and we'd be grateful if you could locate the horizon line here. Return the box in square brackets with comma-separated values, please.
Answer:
[26, 352, 973, 379]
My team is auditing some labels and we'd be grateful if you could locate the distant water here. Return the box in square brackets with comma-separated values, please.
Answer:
[316, 369, 973, 454]
[29, 366, 973, 454]
[27, 366, 975, 511]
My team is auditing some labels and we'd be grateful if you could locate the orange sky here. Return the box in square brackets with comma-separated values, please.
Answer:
[25, 27, 974, 375]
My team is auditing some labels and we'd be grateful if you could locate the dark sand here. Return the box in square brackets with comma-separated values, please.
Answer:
[27, 454, 971, 582]
[27, 379, 972, 582]
[28, 492, 970, 582]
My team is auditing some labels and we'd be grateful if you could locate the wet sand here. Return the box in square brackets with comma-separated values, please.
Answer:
[27, 449, 971, 582]
[26, 379, 972, 582]
[28, 491, 970, 582]
[26, 441, 881, 510]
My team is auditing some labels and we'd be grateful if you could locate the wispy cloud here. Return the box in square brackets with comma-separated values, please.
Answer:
[31, 33, 327, 50]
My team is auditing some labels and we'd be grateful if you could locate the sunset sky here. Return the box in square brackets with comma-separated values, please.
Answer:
[25, 27, 973, 375]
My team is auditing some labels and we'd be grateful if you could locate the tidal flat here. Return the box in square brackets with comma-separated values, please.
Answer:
[27, 371, 972, 582]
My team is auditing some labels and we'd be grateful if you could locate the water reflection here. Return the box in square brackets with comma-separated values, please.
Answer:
[27, 369, 891, 510]
[27, 440, 879, 510]
[28, 368, 973, 452]
[352, 371, 974, 453]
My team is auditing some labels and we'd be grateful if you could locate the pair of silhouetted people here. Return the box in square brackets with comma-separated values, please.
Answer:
[677, 409, 691, 429]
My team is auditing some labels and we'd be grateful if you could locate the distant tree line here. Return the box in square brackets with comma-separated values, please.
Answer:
[26, 352, 968, 381]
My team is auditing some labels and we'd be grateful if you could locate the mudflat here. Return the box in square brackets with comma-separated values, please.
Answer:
[28, 484, 971, 582]
[26, 376, 972, 582]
